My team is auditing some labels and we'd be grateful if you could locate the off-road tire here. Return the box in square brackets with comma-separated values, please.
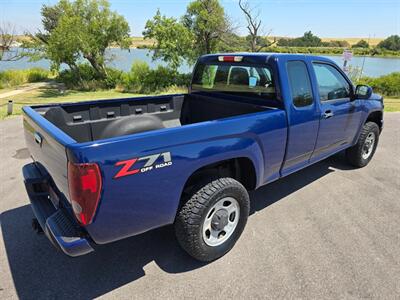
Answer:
[346, 121, 380, 167]
[175, 177, 250, 262]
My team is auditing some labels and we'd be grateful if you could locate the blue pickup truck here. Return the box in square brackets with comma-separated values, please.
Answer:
[22, 53, 383, 261]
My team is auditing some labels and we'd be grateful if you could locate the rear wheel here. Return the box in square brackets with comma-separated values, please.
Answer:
[175, 177, 250, 262]
[346, 122, 380, 167]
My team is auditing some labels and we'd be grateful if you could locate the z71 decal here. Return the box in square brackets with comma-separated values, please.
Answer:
[114, 152, 172, 179]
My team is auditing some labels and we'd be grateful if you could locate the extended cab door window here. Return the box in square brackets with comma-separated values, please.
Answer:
[281, 60, 319, 176]
[312, 63, 351, 101]
[287, 61, 313, 107]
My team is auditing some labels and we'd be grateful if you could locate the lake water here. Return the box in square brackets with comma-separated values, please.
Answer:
[1, 48, 399, 77]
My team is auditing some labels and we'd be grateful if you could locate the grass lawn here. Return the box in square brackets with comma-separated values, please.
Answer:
[384, 98, 400, 112]
[0, 87, 185, 120]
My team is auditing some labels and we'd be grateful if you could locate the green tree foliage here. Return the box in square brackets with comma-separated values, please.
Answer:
[119, 61, 190, 93]
[46, 14, 83, 75]
[144, 0, 230, 69]
[322, 40, 350, 48]
[377, 35, 400, 51]
[28, 0, 130, 79]
[357, 72, 400, 97]
[182, 0, 230, 55]
[352, 39, 369, 48]
[36, 3, 64, 43]
[277, 31, 322, 47]
[218, 33, 247, 52]
[143, 10, 194, 70]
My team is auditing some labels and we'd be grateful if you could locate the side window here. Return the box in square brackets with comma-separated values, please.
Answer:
[313, 63, 350, 101]
[287, 61, 313, 107]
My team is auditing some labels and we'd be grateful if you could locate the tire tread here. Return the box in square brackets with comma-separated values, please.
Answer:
[175, 177, 249, 261]
[346, 121, 379, 167]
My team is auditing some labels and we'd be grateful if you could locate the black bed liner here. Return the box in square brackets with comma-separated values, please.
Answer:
[35, 93, 277, 143]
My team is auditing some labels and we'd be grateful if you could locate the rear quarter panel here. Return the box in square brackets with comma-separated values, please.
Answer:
[67, 109, 287, 244]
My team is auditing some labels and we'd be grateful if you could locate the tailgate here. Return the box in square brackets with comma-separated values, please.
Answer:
[22, 106, 76, 200]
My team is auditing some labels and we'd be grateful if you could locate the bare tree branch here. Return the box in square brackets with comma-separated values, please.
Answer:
[239, 0, 260, 52]
[0, 22, 23, 61]
[238, 0, 276, 52]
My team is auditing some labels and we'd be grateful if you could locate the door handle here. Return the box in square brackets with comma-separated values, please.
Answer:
[323, 110, 334, 119]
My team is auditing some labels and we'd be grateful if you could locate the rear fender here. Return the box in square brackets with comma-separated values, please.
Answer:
[73, 136, 264, 244]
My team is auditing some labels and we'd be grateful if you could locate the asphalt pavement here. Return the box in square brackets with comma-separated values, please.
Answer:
[1, 114, 399, 299]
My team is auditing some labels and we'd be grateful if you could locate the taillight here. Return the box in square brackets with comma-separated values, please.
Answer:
[68, 162, 102, 226]
[218, 55, 243, 62]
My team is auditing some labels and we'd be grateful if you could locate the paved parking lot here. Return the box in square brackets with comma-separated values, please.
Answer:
[1, 114, 399, 299]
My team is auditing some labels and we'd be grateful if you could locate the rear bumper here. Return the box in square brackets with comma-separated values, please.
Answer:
[23, 163, 94, 257]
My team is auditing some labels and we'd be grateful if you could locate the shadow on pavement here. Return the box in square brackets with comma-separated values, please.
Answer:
[1, 153, 350, 299]
[249, 152, 352, 214]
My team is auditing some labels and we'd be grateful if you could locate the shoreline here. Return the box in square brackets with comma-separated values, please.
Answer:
[5, 46, 400, 59]
[130, 47, 400, 58]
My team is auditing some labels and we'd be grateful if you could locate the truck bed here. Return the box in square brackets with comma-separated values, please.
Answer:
[23, 91, 287, 245]
[33, 93, 280, 142]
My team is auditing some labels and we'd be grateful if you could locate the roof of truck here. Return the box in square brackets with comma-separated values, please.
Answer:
[199, 52, 335, 64]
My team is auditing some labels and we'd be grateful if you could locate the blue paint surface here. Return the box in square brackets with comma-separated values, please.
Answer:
[22, 53, 384, 246]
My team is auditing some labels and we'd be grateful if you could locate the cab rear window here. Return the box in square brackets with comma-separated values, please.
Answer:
[192, 62, 276, 99]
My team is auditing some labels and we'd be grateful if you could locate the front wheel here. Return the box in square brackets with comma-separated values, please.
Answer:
[175, 177, 250, 262]
[346, 122, 380, 167]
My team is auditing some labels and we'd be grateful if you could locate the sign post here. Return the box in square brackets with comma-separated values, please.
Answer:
[342, 49, 353, 73]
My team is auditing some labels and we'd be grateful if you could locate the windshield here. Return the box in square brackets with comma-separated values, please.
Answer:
[191, 62, 276, 99]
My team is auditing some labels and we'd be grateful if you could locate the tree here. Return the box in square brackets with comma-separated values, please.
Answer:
[143, 10, 194, 70]
[17, 3, 56, 69]
[238, 0, 274, 52]
[0, 22, 21, 61]
[299, 31, 322, 47]
[27, 0, 130, 79]
[24, 0, 78, 68]
[46, 14, 83, 76]
[278, 31, 322, 47]
[76, 0, 130, 78]
[377, 35, 400, 51]
[182, 0, 231, 55]
[352, 39, 369, 48]
[238, 0, 261, 52]
[35, 3, 65, 44]
[322, 40, 350, 48]
[144, 0, 231, 69]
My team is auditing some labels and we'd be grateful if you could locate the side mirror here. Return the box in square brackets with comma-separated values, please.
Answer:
[355, 84, 372, 99]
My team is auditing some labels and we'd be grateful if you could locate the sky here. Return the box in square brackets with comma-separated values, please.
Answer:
[0, 0, 399, 38]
